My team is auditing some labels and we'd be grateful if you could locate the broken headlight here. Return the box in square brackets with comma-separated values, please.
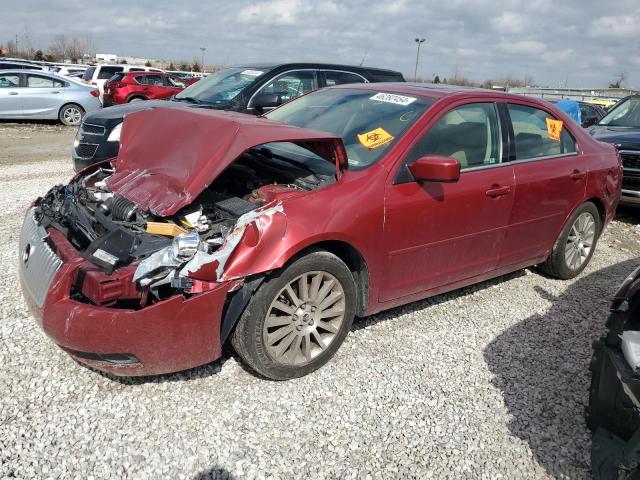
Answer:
[172, 232, 200, 260]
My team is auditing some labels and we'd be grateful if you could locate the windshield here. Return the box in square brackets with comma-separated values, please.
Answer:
[599, 96, 640, 127]
[266, 88, 433, 169]
[175, 67, 271, 105]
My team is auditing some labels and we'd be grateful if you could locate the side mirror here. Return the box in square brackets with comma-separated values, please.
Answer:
[408, 155, 460, 183]
[253, 93, 282, 110]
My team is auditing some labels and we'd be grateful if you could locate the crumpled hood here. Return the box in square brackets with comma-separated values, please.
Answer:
[107, 107, 347, 216]
[588, 125, 640, 150]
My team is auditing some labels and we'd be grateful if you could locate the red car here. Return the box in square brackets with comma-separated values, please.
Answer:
[20, 84, 622, 380]
[102, 72, 186, 106]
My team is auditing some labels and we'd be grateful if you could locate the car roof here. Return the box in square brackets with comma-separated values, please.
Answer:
[319, 82, 502, 99]
[231, 62, 403, 75]
[0, 69, 89, 85]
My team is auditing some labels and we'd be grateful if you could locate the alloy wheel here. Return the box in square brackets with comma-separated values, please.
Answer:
[263, 271, 346, 366]
[565, 212, 596, 270]
[63, 107, 82, 125]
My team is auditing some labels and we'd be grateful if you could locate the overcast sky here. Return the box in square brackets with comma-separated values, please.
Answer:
[3, 0, 639, 88]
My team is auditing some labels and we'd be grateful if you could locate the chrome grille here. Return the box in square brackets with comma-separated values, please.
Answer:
[19, 209, 62, 308]
[620, 150, 640, 171]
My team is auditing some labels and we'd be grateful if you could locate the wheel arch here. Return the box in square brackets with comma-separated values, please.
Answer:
[585, 196, 606, 231]
[58, 102, 85, 126]
[127, 95, 148, 102]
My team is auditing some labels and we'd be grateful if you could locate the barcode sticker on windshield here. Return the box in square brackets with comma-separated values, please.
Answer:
[241, 69, 264, 77]
[370, 92, 417, 106]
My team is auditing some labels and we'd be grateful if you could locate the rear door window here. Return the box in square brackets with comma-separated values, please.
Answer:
[0, 74, 20, 87]
[26, 74, 65, 88]
[97, 66, 124, 80]
[322, 70, 366, 87]
[507, 104, 577, 160]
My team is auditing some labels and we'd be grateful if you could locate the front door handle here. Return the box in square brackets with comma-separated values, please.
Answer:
[51, 91, 60, 94]
[569, 170, 586, 180]
[8, 92, 18, 95]
[485, 185, 511, 197]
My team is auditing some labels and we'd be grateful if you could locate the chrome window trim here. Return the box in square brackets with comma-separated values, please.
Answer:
[319, 69, 369, 84]
[247, 68, 319, 111]
[462, 151, 580, 173]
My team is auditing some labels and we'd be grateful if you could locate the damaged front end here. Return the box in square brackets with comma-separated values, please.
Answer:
[587, 266, 640, 479]
[21, 107, 347, 375]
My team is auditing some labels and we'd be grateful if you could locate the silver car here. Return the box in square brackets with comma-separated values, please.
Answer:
[0, 70, 101, 126]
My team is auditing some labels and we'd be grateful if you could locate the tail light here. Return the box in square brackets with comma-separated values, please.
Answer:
[90, 89, 100, 97]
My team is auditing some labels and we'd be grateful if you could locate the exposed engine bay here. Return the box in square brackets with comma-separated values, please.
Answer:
[35, 147, 334, 307]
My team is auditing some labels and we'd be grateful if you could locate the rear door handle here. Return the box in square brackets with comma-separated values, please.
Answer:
[51, 91, 60, 94]
[569, 170, 586, 180]
[8, 92, 18, 95]
[485, 185, 511, 197]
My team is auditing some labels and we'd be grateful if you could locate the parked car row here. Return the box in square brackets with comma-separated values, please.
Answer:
[72, 62, 405, 169]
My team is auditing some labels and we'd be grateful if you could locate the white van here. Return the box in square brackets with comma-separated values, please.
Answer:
[82, 64, 164, 99]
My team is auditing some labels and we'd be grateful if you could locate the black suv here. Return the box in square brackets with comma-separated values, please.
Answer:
[587, 265, 640, 479]
[72, 62, 405, 171]
[589, 95, 640, 206]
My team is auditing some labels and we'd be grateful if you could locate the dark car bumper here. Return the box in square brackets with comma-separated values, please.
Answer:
[19, 210, 233, 376]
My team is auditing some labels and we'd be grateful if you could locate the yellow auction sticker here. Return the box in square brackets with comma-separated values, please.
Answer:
[357, 127, 395, 149]
[546, 118, 563, 141]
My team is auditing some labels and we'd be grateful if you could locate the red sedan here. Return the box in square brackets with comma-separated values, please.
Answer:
[19, 84, 622, 379]
[102, 72, 186, 106]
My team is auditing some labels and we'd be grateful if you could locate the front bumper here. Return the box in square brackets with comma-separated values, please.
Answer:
[19, 210, 235, 376]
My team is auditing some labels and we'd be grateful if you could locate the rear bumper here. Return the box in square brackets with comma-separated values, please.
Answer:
[19, 212, 235, 376]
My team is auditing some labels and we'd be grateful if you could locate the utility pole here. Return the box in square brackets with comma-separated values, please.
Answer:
[200, 47, 206, 71]
[414, 38, 425, 82]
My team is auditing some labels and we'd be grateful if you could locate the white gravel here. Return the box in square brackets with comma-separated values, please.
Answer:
[1, 123, 639, 479]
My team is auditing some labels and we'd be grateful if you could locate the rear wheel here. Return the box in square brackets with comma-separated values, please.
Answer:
[231, 250, 356, 380]
[539, 202, 601, 279]
[59, 104, 84, 126]
[128, 97, 145, 102]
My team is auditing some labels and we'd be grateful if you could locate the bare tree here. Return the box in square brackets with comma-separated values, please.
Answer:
[49, 34, 68, 61]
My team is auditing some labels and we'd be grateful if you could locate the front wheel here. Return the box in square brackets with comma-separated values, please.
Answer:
[59, 104, 84, 126]
[539, 202, 601, 279]
[231, 250, 357, 380]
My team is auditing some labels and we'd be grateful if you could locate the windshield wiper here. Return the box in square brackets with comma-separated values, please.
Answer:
[174, 96, 202, 104]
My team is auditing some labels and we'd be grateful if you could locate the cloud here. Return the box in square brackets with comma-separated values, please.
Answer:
[590, 14, 640, 38]
[490, 12, 526, 34]
[1, 0, 639, 88]
[237, 0, 311, 26]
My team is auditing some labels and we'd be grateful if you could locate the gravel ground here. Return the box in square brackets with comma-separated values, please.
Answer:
[1, 122, 639, 479]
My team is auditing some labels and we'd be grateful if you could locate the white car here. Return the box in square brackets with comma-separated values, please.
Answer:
[82, 64, 164, 99]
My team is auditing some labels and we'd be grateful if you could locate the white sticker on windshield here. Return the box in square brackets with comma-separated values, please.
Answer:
[370, 92, 417, 106]
[241, 69, 264, 77]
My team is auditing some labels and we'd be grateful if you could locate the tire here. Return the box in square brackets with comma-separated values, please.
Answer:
[230, 250, 357, 380]
[538, 202, 601, 279]
[128, 97, 145, 102]
[58, 103, 84, 126]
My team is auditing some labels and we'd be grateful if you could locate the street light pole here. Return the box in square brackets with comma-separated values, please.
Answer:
[414, 38, 425, 82]
[200, 47, 206, 71]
